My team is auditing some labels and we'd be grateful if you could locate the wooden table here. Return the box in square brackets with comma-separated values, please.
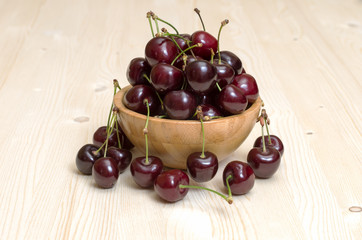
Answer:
[0, 0, 361, 239]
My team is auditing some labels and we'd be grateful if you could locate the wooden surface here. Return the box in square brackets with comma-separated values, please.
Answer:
[0, 0, 361, 239]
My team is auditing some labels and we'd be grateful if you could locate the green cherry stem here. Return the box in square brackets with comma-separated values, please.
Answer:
[225, 175, 233, 201]
[217, 20, 229, 64]
[142, 74, 164, 111]
[200, 117, 206, 158]
[152, 15, 160, 34]
[179, 182, 233, 204]
[261, 119, 266, 153]
[143, 99, 151, 165]
[216, 82, 222, 92]
[171, 43, 203, 65]
[155, 17, 179, 34]
[169, 35, 183, 52]
[146, 12, 155, 37]
[264, 116, 272, 145]
[115, 116, 122, 149]
[194, 8, 206, 31]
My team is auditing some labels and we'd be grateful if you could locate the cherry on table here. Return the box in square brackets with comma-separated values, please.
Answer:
[93, 126, 118, 148]
[253, 135, 284, 157]
[187, 152, 218, 182]
[76, 144, 103, 175]
[222, 161, 255, 195]
[92, 157, 119, 188]
[247, 147, 281, 179]
[130, 156, 164, 188]
[154, 169, 190, 202]
[106, 147, 132, 173]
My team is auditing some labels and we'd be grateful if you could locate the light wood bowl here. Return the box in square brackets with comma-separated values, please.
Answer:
[114, 85, 262, 169]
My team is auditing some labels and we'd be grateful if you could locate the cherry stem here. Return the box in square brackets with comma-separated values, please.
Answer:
[152, 15, 160, 34]
[106, 80, 119, 128]
[171, 43, 203, 65]
[217, 20, 229, 64]
[169, 35, 183, 52]
[194, 8, 206, 31]
[179, 184, 233, 204]
[261, 121, 266, 152]
[216, 82, 222, 92]
[264, 116, 272, 145]
[200, 117, 206, 158]
[225, 175, 233, 200]
[143, 99, 150, 165]
[146, 12, 155, 37]
[103, 113, 117, 157]
[115, 119, 122, 149]
[210, 48, 215, 63]
[142, 74, 164, 111]
[155, 17, 179, 34]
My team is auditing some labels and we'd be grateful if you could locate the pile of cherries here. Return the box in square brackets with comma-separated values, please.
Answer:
[75, 9, 284, 204]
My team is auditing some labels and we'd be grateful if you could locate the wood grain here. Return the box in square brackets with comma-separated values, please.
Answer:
[0, 0, 360, 239]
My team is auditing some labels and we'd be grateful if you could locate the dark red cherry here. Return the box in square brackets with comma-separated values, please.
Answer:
[116, 124, 134, 150]
[191, 31, 217, 60]
[253, 135, 284, 156]
[185, 60, 217, 94]
[130, 156, 163, 188]
[106, 147, 132, 173]
[126, 57, 151, 86]
[150, 63, 183, 94]
[145, 37, 178, 67]
[174, 55, 203, 70]
[217, 84, 248, 115]
[92, 157, 119, 188]
[247, 147, 281, 178]
[186, 152, 218, 182]
[123, 85, 160, 115]
[76, 144, 102, 175]
[232, 73, 259, 103]
[222, 161, 255, 195]
[172, 33, 191, 52]
[154, 169, 189, 202]
[93, 126, 118, 148]
[163, 90, 197, 120]
[195, 104, 222, 120]
[211, 60, 235, 88]
[216, 51, 243, 75]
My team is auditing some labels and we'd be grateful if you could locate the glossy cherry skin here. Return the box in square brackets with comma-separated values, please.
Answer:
[93, 126, 118, 148]
[186, 152, 218, 182]
[106, 147, 132, 173]
[247, 147, 281, 178]
[76, 144, 103, 175]
[154, 169, 189, 202]
[215, 50, 243, 75]
[191, 31, 217, 60]
[185, 60, 217, 94]
[163, 90, 197, 120]
[145, 37, 178, 67]
[211, 60, 235, 89]
[92, 157, 119, 188]
[232, 73, 259, 103]
[223, 161, 255, 195]
[130, 156, 163, 188]
[126, 57, 151, 86]
[150, 63, 183, 94]
[194, 104, 222, 120]
[217, 84, 248, 115]
[253, 135, 284, 157]
[123, 84, 160, 115]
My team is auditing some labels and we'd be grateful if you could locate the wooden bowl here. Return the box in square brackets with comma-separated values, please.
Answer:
[114, 85, 262, 169]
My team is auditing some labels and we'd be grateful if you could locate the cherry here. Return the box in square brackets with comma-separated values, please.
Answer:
[253, 109, 284, 156]
[93, 126, 118, 148]
[145, 37, 178, 67]
[150, 63, 183, 94]
[126, 57, 151, 86]
[130, 99, 163, 188]
[106, 147, 132, 173]
[211, 60, 235, 89]
[123, 84, 160, 115]
[116, 123, 134, 150]
[222, 161, 255, 195]
[187, 111, 218, 182]
[163, 90, 197, 120]
[92, 157, 119, 188]
[185, 60, 217, 94]
[191, 31, 217, 60]
[154, 169, 233, 204]
[195, 104, 222, 120]
[232, 73, 259, 103]
[217, 84, 248, 115]
[76, 144, 103, 175]
[216, 51, 243, 75]
[174, 55, 202, 70]
[172, 33, 191, 53]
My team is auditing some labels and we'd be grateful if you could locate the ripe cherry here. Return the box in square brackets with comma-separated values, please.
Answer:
[76, 144, 103, 175]
[123, 84, 160, 115]
[163, 90, 197, 120]
[150, 63, 183, 94]
[217, 84, 248, 115]
[92, 157, 119, 188]
[185, 60, 217, 94]
[145, 37, 178, 67]
[216, 51, 243, 75]
[93, 126, 118, 148]
[232, 73, 259, 104]
[126, 57, 151, 86]
[106, 147, 132, 173]
[222, 161, 255, 195]
[195, 104, 222, 120]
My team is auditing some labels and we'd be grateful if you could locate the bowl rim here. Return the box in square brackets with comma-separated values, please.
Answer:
[114, 85, 262, 125]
